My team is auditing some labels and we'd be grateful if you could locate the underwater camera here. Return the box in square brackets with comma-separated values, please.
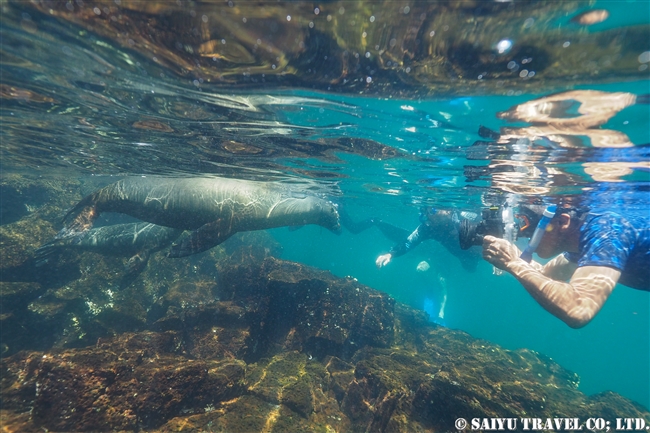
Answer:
[459, 206, 510, 250]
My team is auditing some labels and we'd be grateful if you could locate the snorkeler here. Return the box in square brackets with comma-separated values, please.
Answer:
[375, 207, 481, 273]
[482, 204, 649, 328]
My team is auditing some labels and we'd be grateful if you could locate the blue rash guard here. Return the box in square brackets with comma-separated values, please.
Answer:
[564, 212, 650, 291]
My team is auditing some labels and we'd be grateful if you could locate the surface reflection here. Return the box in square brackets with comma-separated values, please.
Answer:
[16, 0, 650, 95]
[464, 90, 649, 195]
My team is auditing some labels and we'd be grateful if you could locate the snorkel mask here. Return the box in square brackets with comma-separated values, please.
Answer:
[520, 204, 557, 263]
[419, 207, 437, 223]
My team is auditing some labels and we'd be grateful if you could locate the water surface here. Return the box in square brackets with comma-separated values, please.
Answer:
[1, 0, 649, 409]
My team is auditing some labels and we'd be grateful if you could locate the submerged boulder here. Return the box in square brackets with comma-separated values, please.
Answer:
[1, 253, 648, 432]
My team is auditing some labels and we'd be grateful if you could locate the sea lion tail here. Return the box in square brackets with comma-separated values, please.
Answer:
[34, 234, 84, 266]
[33, 243, 58, 267]
[58, 194, 100, 239]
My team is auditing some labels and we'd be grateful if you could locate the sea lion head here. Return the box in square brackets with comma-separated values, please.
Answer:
[318, 200, 342, 233]
[274, 193, 341, 233]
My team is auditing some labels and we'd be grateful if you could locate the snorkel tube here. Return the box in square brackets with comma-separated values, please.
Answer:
[520, 205, 557, 263]
[419, 207, 437, 224]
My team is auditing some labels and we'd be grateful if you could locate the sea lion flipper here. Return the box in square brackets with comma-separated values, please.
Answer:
[59, 202, 99, 239]
[168, 219, 235, 258]
[33, 234, 85, 266]
[33, 243, 59, 267]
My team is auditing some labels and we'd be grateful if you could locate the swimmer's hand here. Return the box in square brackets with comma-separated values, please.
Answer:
[482, 235, 522, 270]
[376, 253, 392, 268]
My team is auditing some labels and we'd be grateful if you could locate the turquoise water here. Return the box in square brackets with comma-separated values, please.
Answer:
[273, 80, 650, 407]
[1, 0, 649, 412]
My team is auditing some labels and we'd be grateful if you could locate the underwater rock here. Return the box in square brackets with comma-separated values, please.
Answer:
[213, 256, 395, 362]
[1, 331, 245, 431]
[156, 394, 328, 433]
[0, 214, 57, 271]
[247, 351, 316, 417]
[0, 281, 42, 310]
[2, 253, 649, 432]
[150, 254, 395, 364]
[0, 175, 83, 226]
[150, 301, 253, 360]
[0, 215, 283, 357]
[0, 282, 44, 355]
[0, 175, 87, 279]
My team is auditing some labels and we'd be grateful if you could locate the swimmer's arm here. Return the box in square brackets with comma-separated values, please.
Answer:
[482, 236, 619, 328]
[377, 224, 429, 268]
[388, 224, 426, 258]
[497, 243, 578, 280]
[505, 261, 620, 328]
[540, 253, 579, 281]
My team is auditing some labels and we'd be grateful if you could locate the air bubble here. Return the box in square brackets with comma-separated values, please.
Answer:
[494, 39, 512, 54]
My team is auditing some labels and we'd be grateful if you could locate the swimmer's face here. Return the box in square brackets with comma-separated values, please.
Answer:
[535, 214, 571, 258]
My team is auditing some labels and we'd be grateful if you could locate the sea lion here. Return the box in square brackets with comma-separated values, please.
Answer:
[36, 222, 184, 288]
[59, 177, 341, 257]
[37, 222, 183, 266]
